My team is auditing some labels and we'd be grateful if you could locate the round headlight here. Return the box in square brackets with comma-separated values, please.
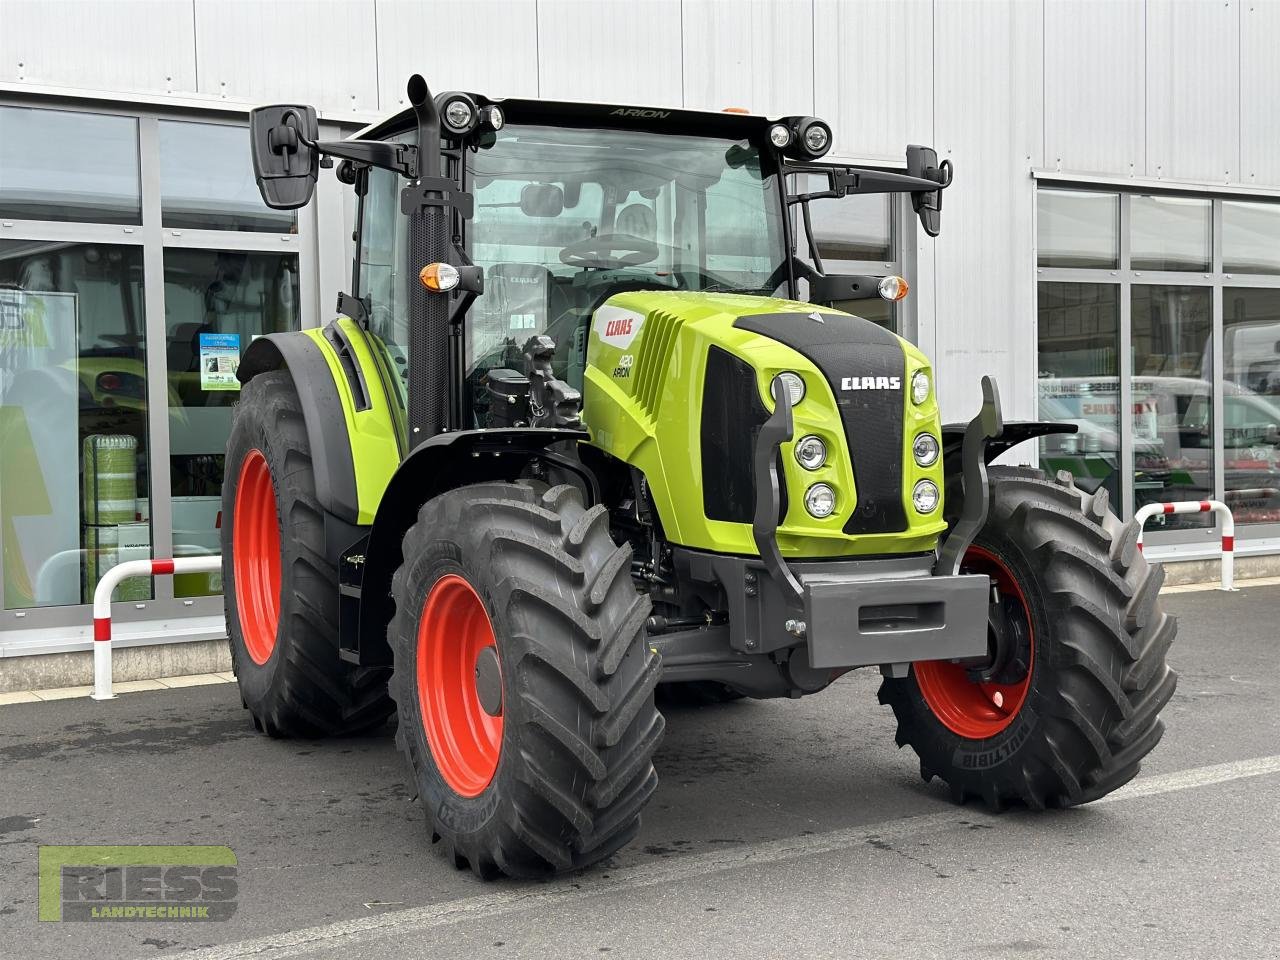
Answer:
[444, 98, 475, 130]
[769, 123, 792, 149]
[795, 435, 827, 470]
[804, 483, 837, 519]
[910, 369, 931, 405]
[912, 479, 940, 514]
[483, 104, 504, 131]
[773, 372, 805, 406]
[913, 433, 940, 467]
[802, 122, 831, 155]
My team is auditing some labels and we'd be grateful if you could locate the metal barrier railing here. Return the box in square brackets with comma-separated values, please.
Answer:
[1135, 499, 1236, 591]
[91, 556, 222, 700]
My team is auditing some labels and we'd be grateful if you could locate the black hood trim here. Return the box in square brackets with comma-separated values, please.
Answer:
[733, 311, 908, 534]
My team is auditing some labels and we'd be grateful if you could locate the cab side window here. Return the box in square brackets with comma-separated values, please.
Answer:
[356, 153, 412, 394]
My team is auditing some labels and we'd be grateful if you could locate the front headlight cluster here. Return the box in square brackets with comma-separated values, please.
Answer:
[777, 370, 940, 521]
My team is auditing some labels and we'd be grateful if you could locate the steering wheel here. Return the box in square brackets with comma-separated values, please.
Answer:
[559, 233, 660, 269]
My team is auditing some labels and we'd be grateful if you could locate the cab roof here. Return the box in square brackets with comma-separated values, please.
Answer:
[354, 91, 783, 143]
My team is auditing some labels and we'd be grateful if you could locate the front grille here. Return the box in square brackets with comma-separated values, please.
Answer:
[733, 311, 908, 534]
[700, 347, 787, 525]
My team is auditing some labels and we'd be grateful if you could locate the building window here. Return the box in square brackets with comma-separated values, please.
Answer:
[159, 120, 296, 233]
[1223, 287, 1280, 524]
[1037, 189, 1118, 269]
[163, 249, 300, 596]
[1130, 196, 1211, 272]
[0, 239, 150, 608]
[1037, 187, 1280, 538]
[1223, 201, 1280, 275]
[0, 106, 141, 224]
[1036, 282, 1121, 505]
[1131, 285, 1213, 527]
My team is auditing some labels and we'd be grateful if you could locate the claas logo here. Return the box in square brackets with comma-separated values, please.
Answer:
[604, 316, 633, 338]
[840, 376, 902, 391]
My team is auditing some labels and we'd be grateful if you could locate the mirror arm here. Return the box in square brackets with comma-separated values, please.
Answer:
[308, 139, 419, 179]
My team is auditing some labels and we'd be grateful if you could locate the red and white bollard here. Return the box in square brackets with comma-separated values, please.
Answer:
[1134, 500, 1235, 592]
[92, 556, 223, 700]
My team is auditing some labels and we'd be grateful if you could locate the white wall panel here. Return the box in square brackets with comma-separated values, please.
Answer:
[681, 0, 813, 116]
[931, 0, 1043, 425]
[812, 0, 933, 161]
[1043, 0, 1145, 177]
[1240, 1, 1280, 187]
[374, 0, 539, 109]
[1145, 0, 1239, 183]
[536, 0, 683, 106]
[0, 0, 196, 95]
[193, 0, 378, 113]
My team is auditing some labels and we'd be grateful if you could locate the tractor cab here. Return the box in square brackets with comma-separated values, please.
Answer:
[253, 81, 950, 434]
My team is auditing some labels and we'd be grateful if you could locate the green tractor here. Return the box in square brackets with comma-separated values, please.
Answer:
[225, 75, 1176, 878]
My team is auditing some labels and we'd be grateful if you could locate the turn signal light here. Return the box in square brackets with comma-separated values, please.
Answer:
[419, 262, 460, 292]
[878, 275, 910, 302]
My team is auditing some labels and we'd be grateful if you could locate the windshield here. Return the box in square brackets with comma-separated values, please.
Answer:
[466, 124, 787, 390]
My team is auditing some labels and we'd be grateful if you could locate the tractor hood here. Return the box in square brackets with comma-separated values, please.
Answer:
[581, 290, 946, 559]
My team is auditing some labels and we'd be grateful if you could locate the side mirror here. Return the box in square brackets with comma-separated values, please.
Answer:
[906, 144, 951, 238]
[520, 183, 564, 218]
[249, 105, 320, 209]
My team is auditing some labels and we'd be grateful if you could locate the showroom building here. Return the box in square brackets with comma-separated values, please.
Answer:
[1, 0, 1277, 683]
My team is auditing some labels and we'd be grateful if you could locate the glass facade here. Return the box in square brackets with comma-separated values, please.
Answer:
[0, 101, 308, 631]
[1038, 188, 1280, 541]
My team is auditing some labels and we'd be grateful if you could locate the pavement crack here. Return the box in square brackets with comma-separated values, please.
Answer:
[865, 834, 953, 879]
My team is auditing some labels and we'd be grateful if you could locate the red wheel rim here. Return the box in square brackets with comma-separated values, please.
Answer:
[914, 546, 1034, 739]
[232, 449, 282, 666]
[416, 574, 503, 797]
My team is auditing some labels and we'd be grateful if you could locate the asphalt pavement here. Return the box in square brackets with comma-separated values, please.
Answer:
[1, 583, 1277, 959]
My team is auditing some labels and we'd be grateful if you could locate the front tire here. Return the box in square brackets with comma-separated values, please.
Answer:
[222, 370, 393, 738]
[388, 482, 665, 878]
[879, 466, 1177, 809]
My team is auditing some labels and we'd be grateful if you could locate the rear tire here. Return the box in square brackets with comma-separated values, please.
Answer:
[222, 370, 393, 738]
[388, 481, 665, 878]
[879, 466, 1177, 809]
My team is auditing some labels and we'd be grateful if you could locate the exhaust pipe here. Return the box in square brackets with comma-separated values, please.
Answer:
[405, 74, 450, 445]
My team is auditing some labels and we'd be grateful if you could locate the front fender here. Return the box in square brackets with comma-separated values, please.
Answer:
[354, 428, 588, 663]
[238, 321, 402, 525]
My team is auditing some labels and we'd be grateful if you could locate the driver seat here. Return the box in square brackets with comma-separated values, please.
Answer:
[615, 203, 656, 242]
